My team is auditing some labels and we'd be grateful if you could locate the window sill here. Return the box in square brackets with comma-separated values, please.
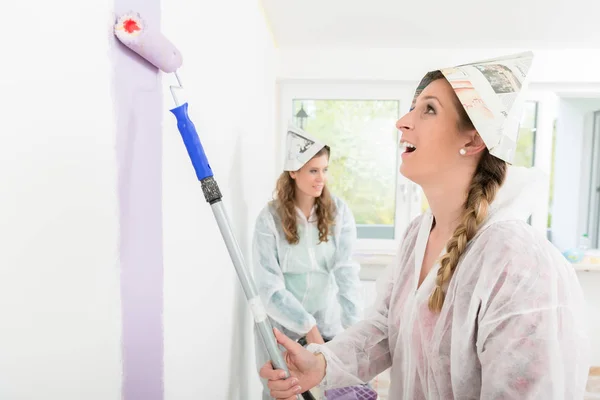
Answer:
[574, 263, 600, 272]
[354, 252, 394, 281]
[355, 239, 398, 254]
[354, 252, 394, 266]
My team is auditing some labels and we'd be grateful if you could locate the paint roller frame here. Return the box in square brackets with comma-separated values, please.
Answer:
[113, 11, 313, 400]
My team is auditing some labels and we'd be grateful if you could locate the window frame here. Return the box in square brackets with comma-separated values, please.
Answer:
[527, 101, 539, 166]
[290, 98, 401, 241]
[519, 100, 539, 225]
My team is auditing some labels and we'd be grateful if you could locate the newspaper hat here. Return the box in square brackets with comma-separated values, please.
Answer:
[283, 123, 328, 171]
[411, 51, 534, 163]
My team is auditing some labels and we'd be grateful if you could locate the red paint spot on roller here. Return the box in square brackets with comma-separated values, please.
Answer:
[123, 19, 141, 34]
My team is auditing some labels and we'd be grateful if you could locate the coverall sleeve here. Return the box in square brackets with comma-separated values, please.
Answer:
[306, 254, 394, 389]
[306, 216, 422, 390]
[331, 201, 363, 329]
[476, 255, 591, 399]
[252, 207, 317, 336]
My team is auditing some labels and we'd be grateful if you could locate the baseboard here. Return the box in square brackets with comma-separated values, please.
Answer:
[591, 366, 600, 376]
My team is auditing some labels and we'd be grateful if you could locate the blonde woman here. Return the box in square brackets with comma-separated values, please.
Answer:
[259, 53, 590, 400]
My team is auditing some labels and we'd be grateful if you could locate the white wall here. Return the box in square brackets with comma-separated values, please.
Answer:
[161, 1, 276, 399]
[276, 48, 600, 83]
[552, 98, 600, 251]
[0, 1, 122, 399]
[0, 0, 277, 398]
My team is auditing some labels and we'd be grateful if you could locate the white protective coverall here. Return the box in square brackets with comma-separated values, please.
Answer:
[306, 166, 591, 399]
[253, 194, 364, 399]
[252, 194, 363, 341]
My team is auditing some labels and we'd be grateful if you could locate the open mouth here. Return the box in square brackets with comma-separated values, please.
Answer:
[400, 141, 416, 153]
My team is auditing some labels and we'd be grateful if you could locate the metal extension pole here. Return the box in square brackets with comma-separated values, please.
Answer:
[168, 83, 304, 399]
[202, 178, 307, 400]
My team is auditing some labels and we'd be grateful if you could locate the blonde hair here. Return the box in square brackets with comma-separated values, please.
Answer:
[423, 71, 508, 313]
[273, 146, 336, 245]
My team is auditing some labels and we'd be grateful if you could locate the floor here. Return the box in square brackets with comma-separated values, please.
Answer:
[309, 369, 600, 399]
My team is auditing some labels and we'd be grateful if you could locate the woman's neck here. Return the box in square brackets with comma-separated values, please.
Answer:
[422, 177, 470, 237]
[294, 192, 316, 219]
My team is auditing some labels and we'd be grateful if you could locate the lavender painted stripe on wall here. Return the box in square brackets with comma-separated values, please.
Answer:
[112, 0, 163, 399]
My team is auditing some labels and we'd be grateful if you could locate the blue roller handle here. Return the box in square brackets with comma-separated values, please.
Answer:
[170, 102, 213, 181]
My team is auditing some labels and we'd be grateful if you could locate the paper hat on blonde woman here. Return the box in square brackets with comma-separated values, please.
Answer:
[411, 51, 534, 164]
[283, 123, 327, 171]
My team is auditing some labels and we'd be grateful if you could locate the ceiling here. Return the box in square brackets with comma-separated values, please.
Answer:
[260, 0, 600, 48]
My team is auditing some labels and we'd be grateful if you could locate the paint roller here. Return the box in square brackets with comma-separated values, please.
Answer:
[114, 12, 313, 400]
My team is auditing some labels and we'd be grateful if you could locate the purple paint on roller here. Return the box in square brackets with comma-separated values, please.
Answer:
[114, 11, 183, 73]
[112, 2, 164, 400]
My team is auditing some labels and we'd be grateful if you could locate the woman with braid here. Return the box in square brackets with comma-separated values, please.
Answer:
[258, 52, 591, 399]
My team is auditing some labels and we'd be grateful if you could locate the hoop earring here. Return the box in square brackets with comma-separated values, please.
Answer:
[459, 148, 467, 156]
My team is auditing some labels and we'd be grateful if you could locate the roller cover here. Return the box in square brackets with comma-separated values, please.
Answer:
[114, 11, 183, 73]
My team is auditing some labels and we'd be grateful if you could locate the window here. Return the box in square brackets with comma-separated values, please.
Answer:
[278, 82, 416, 251]
[515, 101, 538, 168]
[291, 99, 400, 240]
[516, 101, 538, 225]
